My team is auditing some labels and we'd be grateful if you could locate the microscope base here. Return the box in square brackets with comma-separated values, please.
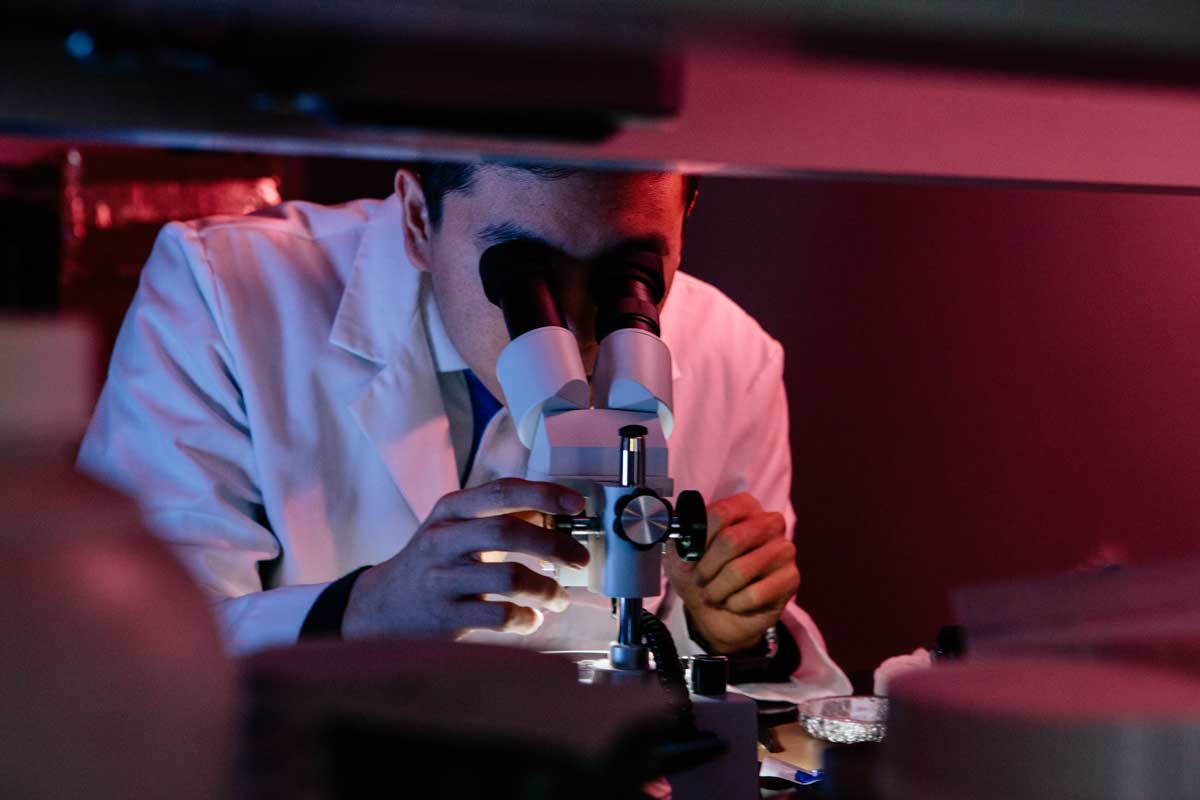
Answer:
[670, 691, 759, 800]
[586, 662, 759, 798]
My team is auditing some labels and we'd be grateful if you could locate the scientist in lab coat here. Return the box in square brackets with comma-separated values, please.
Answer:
[79, 162, 849, 700]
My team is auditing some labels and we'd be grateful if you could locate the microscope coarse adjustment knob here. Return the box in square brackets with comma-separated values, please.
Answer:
[671, 490, 707, 562]
[614, 489, 672, 549]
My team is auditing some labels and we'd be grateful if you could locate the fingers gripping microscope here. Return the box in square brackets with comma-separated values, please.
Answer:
[479, 240, 708, 675]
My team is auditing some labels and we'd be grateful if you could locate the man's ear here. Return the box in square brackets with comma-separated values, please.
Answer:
[395, 168, 433, 272]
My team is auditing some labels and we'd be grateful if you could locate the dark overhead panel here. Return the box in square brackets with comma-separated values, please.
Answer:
[0, 1, 682, 151]
[4, 1, 1200, 170]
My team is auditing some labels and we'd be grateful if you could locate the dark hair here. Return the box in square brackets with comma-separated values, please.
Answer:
[414, 160, 699, 229]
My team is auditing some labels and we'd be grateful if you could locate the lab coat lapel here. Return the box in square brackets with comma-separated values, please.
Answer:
[349, 351, 457, 524]
[331, 194, 459, 523]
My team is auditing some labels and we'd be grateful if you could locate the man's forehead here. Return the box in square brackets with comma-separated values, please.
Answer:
[460, 166, 685, 258]
[474, 165, 682, 207]
[474, 221, 671, 261]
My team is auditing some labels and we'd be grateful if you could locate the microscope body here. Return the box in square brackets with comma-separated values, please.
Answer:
[505, 325, 676, 592]
[481, 242, 706, 644]
[482, 241, 759, 799]
[487, 265, 707, 668]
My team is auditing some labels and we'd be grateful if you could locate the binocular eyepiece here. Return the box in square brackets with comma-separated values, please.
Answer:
[479, 241, 666, 341]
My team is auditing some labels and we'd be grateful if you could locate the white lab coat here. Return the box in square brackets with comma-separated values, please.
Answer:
[78, 193, 850, 701]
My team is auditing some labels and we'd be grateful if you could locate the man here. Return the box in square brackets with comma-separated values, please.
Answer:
[79, 161, 848, 699]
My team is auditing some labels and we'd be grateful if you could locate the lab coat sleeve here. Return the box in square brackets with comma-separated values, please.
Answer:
[78, 222, 326, 654]
[710, 340, 852, 702]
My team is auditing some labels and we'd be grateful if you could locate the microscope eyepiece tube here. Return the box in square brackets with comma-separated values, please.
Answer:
[479, 241, 567, 338]
[591, 252, 666, 341]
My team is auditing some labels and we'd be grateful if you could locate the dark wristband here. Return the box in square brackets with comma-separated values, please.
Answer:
[299, 566, 371, 639]
[686, 612, 802, 684]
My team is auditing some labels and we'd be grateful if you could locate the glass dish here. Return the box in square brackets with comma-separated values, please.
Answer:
[797, 695, 888, 744]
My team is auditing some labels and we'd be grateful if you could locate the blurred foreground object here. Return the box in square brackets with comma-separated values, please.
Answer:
[240, 638, 675, 799]
[955, 558, 1200, 677]
[873, 648, 933, 697]
[8, 2, 1200, 185]
[883, 658, 1200, 800]
[0, 316, 235, 799]
[1, 1, 681, 147]
[0, 315, 93, 441]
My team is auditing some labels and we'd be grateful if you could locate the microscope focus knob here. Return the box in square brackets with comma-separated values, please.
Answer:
[672, 490, 707, 562]
[614, 490, 673, 549]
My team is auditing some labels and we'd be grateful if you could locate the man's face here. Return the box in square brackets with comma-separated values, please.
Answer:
[412, 166, 688, 401]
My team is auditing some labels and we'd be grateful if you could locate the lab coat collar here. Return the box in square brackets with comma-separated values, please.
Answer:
[329, 193, 417, 364]
[658, 288, 687, 384]
[422, 281, 469, 373]
[331, 193, 460, 522]
[330, 193, 468, 373]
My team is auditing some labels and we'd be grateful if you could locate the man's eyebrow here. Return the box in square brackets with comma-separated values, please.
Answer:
[476, 222, 556, 250]
[476, 223, 670, 259]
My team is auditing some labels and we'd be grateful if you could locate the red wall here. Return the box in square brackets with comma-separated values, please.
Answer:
[682, 178, 1200, 673]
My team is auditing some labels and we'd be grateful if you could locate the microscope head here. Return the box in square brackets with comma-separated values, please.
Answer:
[480, 241, 675, 446]
[480, 239, 667, 340]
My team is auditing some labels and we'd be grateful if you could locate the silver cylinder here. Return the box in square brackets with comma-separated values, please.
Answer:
[620, 431, 646, 487]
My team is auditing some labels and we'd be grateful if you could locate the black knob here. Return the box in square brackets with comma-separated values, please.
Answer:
[690, 655, 729, 696]
[673, 490, 707, 562]
[619, 424, 648, 439]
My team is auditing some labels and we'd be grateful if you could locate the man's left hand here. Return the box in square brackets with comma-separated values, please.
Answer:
[664, 493, 799, 654]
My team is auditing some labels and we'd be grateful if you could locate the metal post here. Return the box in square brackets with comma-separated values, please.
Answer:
[619, 425, 647, 488]
[617, 598, 642, 647]
[610, 425, 651, 672]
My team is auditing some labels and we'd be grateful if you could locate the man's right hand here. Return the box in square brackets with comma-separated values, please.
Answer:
[342, 478, 589, 639]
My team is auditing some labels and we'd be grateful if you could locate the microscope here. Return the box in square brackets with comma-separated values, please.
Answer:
[480, 240, 705, 671]
[481, 241, 759, 798]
